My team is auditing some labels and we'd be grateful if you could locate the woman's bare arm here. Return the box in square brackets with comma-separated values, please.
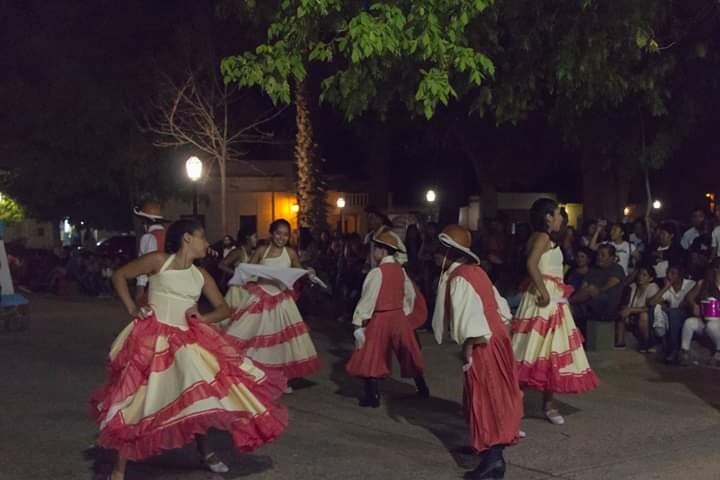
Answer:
[111, 253, 167, 316]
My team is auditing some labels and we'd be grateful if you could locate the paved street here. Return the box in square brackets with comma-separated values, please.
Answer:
[1, 294, 719, 480]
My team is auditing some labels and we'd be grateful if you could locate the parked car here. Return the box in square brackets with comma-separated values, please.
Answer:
[96, 235, 137, 264]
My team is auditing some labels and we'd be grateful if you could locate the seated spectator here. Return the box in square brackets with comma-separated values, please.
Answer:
[560, 225, 577, 268]
[615, 266, 659, 352]
[688, 219, 713, 280]
[565, 247, 592, 294]
[579, 220, 598, 248]
[629, 220, 647, 257]
[649, 264, 695, 363]
[646, 222, 683, 279]
[590, 221, 634, 275]
[570, 244, 626, 333]
[681, 260, 720, 366]
[680, 208, 706, 251]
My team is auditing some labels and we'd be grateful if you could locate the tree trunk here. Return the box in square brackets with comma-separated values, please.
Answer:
[294, 79, 326, 231]
[219, 156, 228, 236]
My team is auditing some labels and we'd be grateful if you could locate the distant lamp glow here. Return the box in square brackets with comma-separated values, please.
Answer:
[652, 200, 662, 210]
[290, 203, 300, 214]
[185, 156, 203, 181]
[336, 197, 346, 209]
[425, 189, 437, 203]
[623, 206, 630, 216]
[706, 193, 713, 198]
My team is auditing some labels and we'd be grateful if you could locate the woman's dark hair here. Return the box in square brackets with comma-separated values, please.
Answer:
[699, 260, 720, 300]
[529, 197, 559, 233]
[658, 221, 677, 237]
[269, 219, 291, 234]
[236, 227, 256, 247]
[165, 219, 203, 253]
[636, 265, 655, 281]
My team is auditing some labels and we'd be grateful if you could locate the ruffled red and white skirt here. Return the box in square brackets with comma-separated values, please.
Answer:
[90, 313, 288, 461]
[511, 276, 599, 393]
[223, 282, 321, 380]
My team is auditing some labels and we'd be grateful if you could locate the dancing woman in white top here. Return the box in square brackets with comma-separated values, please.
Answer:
[223, 219, 321, 389]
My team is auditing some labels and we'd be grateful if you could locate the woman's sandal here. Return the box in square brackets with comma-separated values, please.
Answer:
[204, 452, 230, 473]
[545, 409, 565, 425]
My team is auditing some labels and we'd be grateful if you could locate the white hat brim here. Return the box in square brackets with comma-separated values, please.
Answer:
[439, 233, 480, 264]
[133, 207, 166, 221]
[372, 238, 405, 254]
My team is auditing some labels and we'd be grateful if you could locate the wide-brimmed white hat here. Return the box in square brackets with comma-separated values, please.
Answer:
[133, 200, 167, 222]
[438, 224, 480, 264]
[372, 231, 405, 253]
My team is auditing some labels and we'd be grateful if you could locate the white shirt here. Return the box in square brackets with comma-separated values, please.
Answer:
[136, 225, 164, 287]
[352, 256, 415, 327]
[629, 233, 645, 254]
[661, 279, 696, 309]
[603, 240, 633, 275]
[712, 226, 720, 258]
[627, 283, 659, 309]
[681, 227, 700, 251]
[432, 262, 511, 345]
[653, 246, 670, 279]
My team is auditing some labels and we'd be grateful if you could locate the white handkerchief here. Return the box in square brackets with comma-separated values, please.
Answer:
[229, 263, 309, 289]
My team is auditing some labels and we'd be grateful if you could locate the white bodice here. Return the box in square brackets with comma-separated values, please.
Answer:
[538, 247, 564, 279]
[147, 255, 204, 329]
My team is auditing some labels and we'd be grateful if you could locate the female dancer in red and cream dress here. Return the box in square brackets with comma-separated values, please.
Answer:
[91, 219, 287, 480]
[223, 219, 321, 390]
[511, 198, 598, 425]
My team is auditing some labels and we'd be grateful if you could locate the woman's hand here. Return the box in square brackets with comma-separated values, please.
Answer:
[185, 306, 204, 322]
[536, 290, 550, 307]
[130, 305, 153, 320]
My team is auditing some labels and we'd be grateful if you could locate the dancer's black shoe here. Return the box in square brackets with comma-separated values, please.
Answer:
[464, 446, 506, 479]
[414, 376, 430, 398]
[359, 378, 380, 408]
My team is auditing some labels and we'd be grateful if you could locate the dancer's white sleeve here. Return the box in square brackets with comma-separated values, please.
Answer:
[352, 268, 382, 327]
[402, 270, 416, 316]
[449, 277, 492, 345]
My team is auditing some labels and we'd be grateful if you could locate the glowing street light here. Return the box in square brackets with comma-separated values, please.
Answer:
[185, 156, 203, 216]
[336, 197, 346, 233]
[652, 200, 662, 210]
[425, 189, 437, 203]
[623, 206, 631, 217]
[290, 203, 300, 214]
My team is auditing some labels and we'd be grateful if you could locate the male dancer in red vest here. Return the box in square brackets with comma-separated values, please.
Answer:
[433, 225, 523, 480]
[133, 201, 167, 304]
[346, 231, 429, 407]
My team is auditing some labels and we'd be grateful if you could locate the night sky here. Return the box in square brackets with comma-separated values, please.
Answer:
[3, 1, 719, 222]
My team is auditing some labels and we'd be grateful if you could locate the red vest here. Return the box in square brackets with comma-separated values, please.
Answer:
[375, 263, 405, 312]
[450, 264, 505, 337]
[150, 227, 166, 253]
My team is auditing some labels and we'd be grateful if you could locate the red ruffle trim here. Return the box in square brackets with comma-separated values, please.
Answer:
[515, 331, 598, 394]
[253, 355, 323, 380]
[517, 360, 599, 394]
[89, 313, 288, 459]
[513, 309, 564, 337]
[231, 283, 298, 321]
[227, 321, 311, 350]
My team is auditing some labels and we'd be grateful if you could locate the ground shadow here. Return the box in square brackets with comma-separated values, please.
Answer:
[85, 430, 275, 479]
[644, 351, 720, 412]
[520, 389, 581, 422]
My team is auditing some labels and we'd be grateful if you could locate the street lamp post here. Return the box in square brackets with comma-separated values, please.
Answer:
[185, 156, 203, 217]
[336, 196, 346, 234]
[425, 189, 437, 221]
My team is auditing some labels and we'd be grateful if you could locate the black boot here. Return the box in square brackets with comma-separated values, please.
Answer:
[464, 446, 506, 480]
[359, 378, 380, 408]
[414, 376, 430, 398]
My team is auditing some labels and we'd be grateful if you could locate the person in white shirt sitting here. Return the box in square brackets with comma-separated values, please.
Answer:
[590, 221, 634, 275]
[648, 264, 695, 364]
[615, 266, 659, 352]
